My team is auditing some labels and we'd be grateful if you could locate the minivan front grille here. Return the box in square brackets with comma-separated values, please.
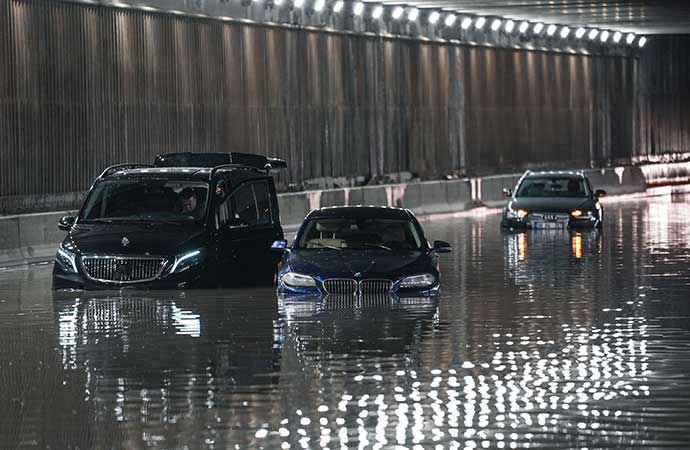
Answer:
[81, 256, 166, 283]
[360, 279, 393, 294]
[323, 279, 358, 295]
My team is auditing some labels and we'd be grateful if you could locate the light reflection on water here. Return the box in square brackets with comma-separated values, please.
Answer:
[1, 195, 690, 448]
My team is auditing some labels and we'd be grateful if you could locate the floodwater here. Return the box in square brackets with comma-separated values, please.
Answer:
[2, 195, 690, 449]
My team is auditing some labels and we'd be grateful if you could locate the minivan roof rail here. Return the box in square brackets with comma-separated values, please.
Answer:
[154, 152, 287, 171]
[98, 163, 154, 179]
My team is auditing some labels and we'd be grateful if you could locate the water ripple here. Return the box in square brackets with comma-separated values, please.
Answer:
[1, 196, 690, 448]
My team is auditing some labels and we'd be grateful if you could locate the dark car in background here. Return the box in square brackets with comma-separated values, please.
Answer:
[273, 206, 451, 297]
[53, 152, 286, 289]
[500, 171, 606, 230]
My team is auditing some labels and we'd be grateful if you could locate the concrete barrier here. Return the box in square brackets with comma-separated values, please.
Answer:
[583, 166, 647, 195]
[278, 179, 475, 228]
[2, 161, 690, 268]
[0, 211, 76, 268]
[639, 161, 690, 187]
[0, 191, 84, 215]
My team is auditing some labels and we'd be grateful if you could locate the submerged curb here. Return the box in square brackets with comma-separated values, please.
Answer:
[2, 162, 689, 269]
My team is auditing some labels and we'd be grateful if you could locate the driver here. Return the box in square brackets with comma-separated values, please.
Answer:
[567, 179, 583, 196]
[179, 188, 200, 216]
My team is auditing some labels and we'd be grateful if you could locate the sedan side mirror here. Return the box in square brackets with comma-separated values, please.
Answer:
[271, 240, 289, 253]
[502, 188, 513, 197]
[432, 240, 451, 254]
[595, 189, 607, 198]
[58, 215, 76, 231]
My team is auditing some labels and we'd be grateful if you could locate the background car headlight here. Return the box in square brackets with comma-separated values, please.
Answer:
[56, 246, 78, 273]
[506, 208, 528, 219]
[170, 249, 203, 274]
[282, 272, 316, 288]
[399, 273, 436, 288]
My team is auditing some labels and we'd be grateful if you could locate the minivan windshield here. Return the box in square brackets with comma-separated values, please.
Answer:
[297, 217, 423, 250]
[516, 177, 589, 198]
[80, 179, 209, 223]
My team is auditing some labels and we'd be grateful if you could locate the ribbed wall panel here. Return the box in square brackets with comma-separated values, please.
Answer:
[0, 0, 639, 199]
[638, 35, 690, 157]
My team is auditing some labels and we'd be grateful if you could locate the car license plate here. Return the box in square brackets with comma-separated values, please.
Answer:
[533, 221, 564, 229]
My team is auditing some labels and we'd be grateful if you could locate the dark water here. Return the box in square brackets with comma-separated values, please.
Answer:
[2, 195, 690, 449]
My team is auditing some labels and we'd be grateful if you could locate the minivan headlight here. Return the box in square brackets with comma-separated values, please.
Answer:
[56, 246, 78, 273]
[170, 249, 203, 274]
[399, 273, 436, 288]
[282, 272, 316, 288]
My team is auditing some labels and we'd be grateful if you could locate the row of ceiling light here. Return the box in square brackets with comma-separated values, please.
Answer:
[259, 0, 648, 47]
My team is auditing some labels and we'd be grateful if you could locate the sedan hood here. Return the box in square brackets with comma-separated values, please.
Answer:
[68, 222, 207, 256]
[509, 197, 594, 213]
[287, 249, 431, 279]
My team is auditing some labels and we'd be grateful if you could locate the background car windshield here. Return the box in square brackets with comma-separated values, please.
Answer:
[81, 179, 208, 222]
[517, 177, 589, 198]
[297, 218, 423, 250]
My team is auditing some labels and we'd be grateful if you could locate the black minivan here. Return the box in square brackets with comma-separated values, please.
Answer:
[53, 153, 286, 289]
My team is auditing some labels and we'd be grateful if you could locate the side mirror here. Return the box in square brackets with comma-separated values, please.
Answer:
[502, 188, 513, 198]
[595, 189, 607, 198]
[271, 240, 289, 253]
[58, 215, 76, 231]
[432, 240, 451, 254]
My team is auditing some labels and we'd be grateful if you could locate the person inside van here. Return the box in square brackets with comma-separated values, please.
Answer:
[180, 187, 201, 218]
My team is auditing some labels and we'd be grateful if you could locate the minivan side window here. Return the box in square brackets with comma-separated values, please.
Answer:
[252, 181, 272, 225]
[217, 181, 272, 228]
[233, 184, 258, 225]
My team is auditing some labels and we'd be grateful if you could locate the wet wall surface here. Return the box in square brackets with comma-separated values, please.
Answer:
[1, 0, 636, 200]
[2, 195, 690, 449]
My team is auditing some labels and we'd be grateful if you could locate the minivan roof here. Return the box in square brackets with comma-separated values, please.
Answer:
[106, 167, 240, 179]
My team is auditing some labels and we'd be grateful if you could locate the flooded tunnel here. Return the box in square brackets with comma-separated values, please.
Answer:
[1, 0, 690, 448]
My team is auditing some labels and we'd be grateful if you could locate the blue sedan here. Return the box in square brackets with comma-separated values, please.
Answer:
[273, 206, 451, 297]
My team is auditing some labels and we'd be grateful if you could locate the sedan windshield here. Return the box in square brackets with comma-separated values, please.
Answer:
[80, 179, 209, 222]
[517, 177, 589, 198]
[297, 217, 423, 250]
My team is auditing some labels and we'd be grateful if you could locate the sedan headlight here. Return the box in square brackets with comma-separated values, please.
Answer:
[282, 272, 316, 288]
[399, 273, 436, 288]
[506, 208, 528, 219]
[56, 246, 78, 273]
[170, 249, 203, 274]
[571, 209, 595, 218]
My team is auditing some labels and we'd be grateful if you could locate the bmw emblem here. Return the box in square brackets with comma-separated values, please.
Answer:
[354, 272, 363, 278]
[121, 237, 130, 247]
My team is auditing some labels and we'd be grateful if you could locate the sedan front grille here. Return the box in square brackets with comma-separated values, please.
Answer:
[323, 279, 358, 295]
[325, 294, 394, 310]
[81, 256, 167, 283]
[323, 278, 393, 295]
[360, 279, 393, 294]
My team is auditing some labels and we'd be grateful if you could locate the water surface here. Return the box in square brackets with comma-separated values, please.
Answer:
[2, 195, 690, 449]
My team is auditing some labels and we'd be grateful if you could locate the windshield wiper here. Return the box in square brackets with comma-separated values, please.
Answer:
[146, 219, 190, 226]
[363, 243, 393, 251]
[310, 242, 343, 251]
[85, 218, 118, 224]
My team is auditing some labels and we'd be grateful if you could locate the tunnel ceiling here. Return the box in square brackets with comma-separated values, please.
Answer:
[375, 0, 690, 34]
